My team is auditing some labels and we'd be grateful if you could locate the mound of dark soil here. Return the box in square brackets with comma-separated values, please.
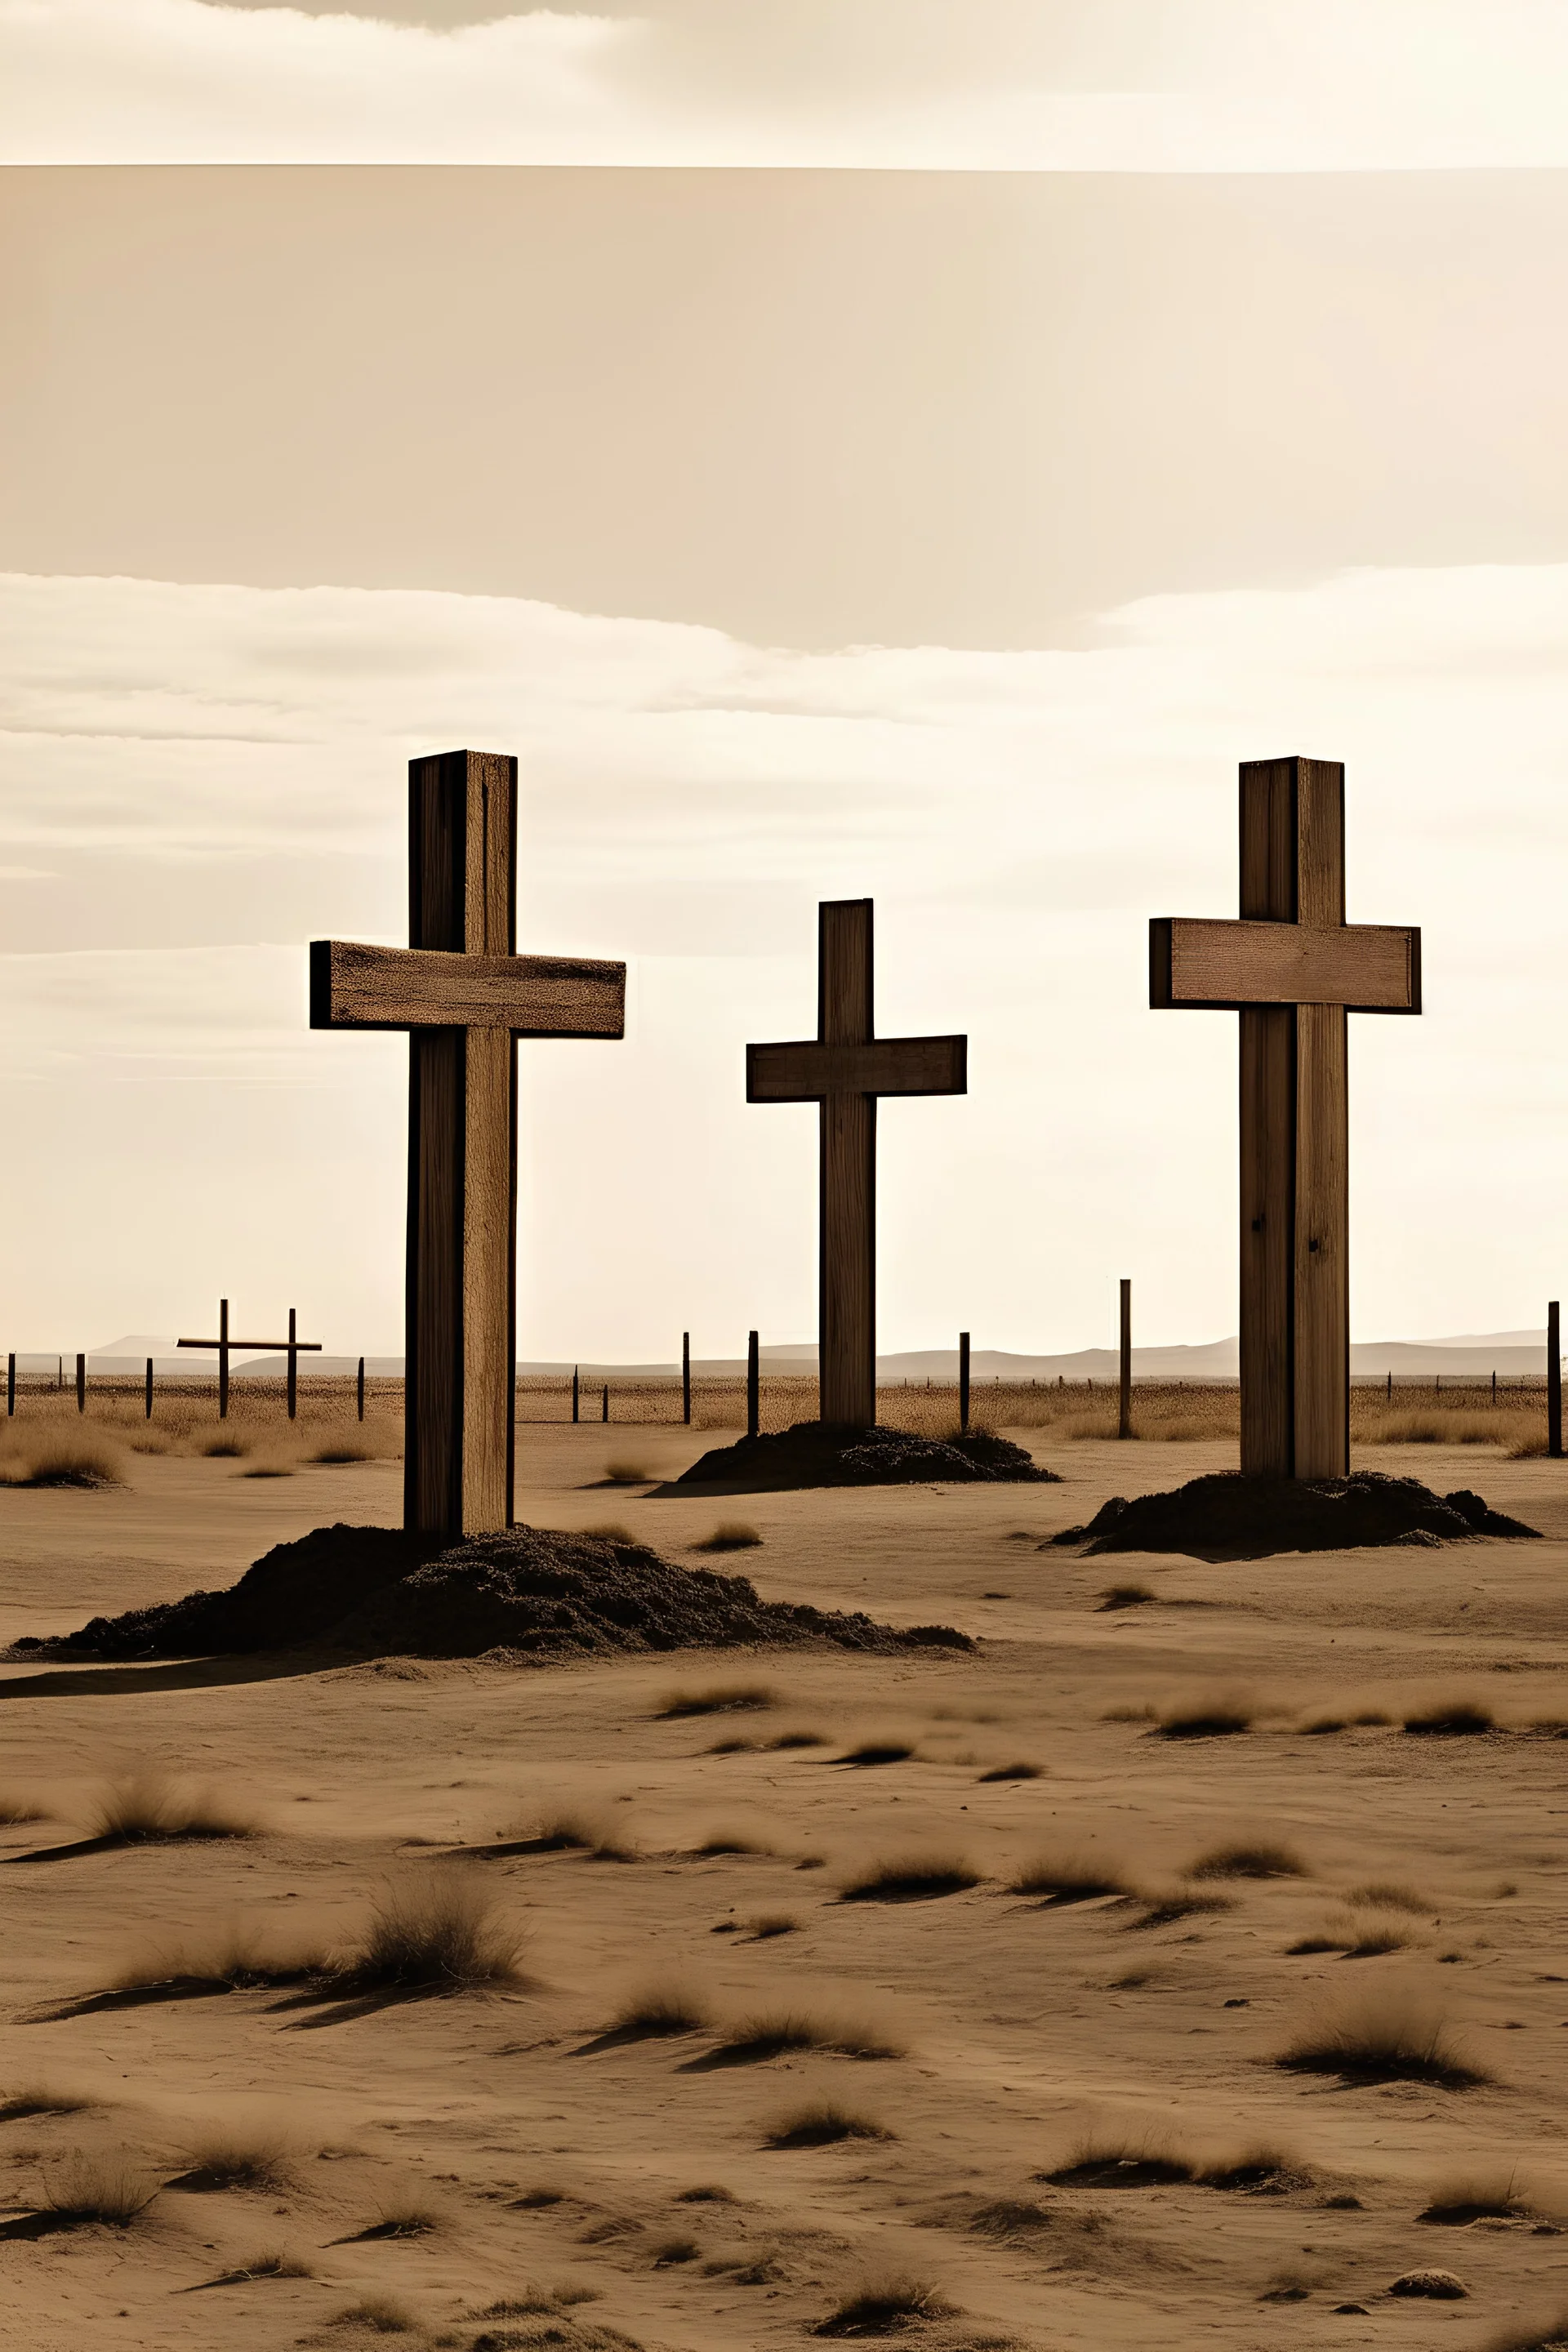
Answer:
[17, 1521, 971, 1664]
[674, 1420, 1056, 1491]
[1049, 1472, 1539, 1562]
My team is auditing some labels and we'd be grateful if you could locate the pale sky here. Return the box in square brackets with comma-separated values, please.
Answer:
[2, 6, 1566, 1361]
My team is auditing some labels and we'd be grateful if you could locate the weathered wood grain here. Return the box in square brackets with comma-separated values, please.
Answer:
[746, 1035, 966, 1101]
[1152, 917, 1418, 1012]
[311, 941, 626, 1034]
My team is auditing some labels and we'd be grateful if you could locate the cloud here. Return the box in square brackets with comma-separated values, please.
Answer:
[2, 559, 1568, 1356]
[6, 0, 1568, 166]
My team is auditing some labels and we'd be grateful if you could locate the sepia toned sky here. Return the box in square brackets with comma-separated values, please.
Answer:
[2, 3, 1567, 1360]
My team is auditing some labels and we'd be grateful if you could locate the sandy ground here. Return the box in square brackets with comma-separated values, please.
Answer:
[2, 1428, 1567, 2352]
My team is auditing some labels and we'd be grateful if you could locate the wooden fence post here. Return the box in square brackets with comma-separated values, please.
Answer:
[6, 1352, 14, 1416]
[958, 1331, 970, 1432]
[357, 1356, 366, 1421]
[571, 1365, 579, 1424]
[76, 1352, 86, 1414]
[601, 1383, 609, 1424]
[145, 1356, 154, 1420]
[1549, 1302, 1561, 1460]
[682, 1331, 691, 1427]
[1386, 1369, 1392, 1401]
[1118, 1278, 1133, 1440]
[747, 1330, 760, 1438]
[1491, 1368, 1497, 1405]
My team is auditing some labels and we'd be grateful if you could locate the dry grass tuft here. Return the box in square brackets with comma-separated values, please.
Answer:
[769, 1726, 828, 1751]
[976, 1759, 1042, 1782]
[1419, 2165, 1539, 2225]
[1098, 1581, 1156, 1610]
[837, 1849, 982, 1902]
[603, 1459, 654, 1486]
[836, 1737, 916, 1767]
[1403, 1692, 1496, 1736]
[658, 1680, 777, 1719]
[358, 2189, 446, 2239]
[226, 2247, 314, 2278]
[1199, 2143, 1310, 2194]
[0, 1791, 50, 1826]
[176, 2123, 296, 2193]
[338, 1868, 530, 1993]
[327, 2292, 417, 2334]
[1289, 1907, 1419, 1958]
[692, 1521, 764, 1552]
[83, 1771, 259, 1844]
[675, 2183, 735, 2203]
[691, 1824, 777, 1857]
[718, 2004, 906, 2062]
[519, 1803, 638, 1861]
[1101, 1699, 1159, 1723]
[1155, 1686, 1255, 1739]
[746, 1912, 800, 1940]
[39, 2150, 159, 2225]
[1187, 1836, 1309, 1881]
[0, 2083, 95, 2121]
[0, 1427, 128, 1488]
[111, 1918, 325, 1993]
[199, 1430, 250, 1459]
[1275, 1984, 1490, 2086]
[581, 1521, 638, 1543]
[1049, 2126, 1196, 2187]
[602, 1978, 712, 2038]
[815, 2270, 950, 2336]
[1009, 1842, 1132, 1903]
[1347, 1881, 1431, 1914]
[306, 1418, 399, 1464]
[764, 2098, 893, 2149]
[1129, 1887, 1236, 1930]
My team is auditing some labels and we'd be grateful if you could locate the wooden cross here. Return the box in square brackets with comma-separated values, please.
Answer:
[311, 750, 626, 1535]
[747, 899, 966, 1431]
[178, 1298, 321, 1418]
[1150, 756, 1421, 1478]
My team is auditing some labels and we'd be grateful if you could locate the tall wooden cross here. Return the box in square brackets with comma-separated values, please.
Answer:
[747, 899, 966, 1431]
[177, 1300, 319, 1416]
[1151, 756, 1421, 1478]
[311, 750, 626, 1535]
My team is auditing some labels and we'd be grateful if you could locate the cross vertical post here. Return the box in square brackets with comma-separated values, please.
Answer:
[601, 1383, 609, 1425]
[959, 1330, 970, 1432]
[311, 751, 625, 1535]
[571, 1365, 580, 1424]
[75, 1352, 85, 1414]
[145, 1356, 153, 1420]
[1549, 1301, 1561, 1459]
[287, 1309, 299, 1420]
[747, 1329, 760, 1437]
[1118, 1279, 1132, 1440]
[357, 1356, 366, 1422]
[747, 900, 966, 1433]
[682, 1332, 692, 1426]
[1152, 757, 1420, 1479]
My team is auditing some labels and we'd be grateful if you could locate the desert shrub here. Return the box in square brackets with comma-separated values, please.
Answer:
[1199, 2144, 1309, 2193]
[718, 2005, 906, 2061]
[1275, 1985, 1489, 2086]
[765, 2099, 893, 2149]
[306, 1419, 399, 1463]
[976, 1759, 1042, 1782]
[112, 1919, 324, 1993]
[84, 1772, 259, 1842]
[227, 2247, 314, 2278]
[603, 1460, 653, 1486]
[1420, 2165, 1538, 2225]
[0, 1791, 49, 1825]
[1009, 1842, 1131, 1902]
[816, 2271, 950, 2336]
[1156, 1687, 1254, 1739]
[358, 2191, 445, 2238]
[658, 1680, 777, 1719]
[239, 1448, 297, 1478]
[693, 1522, 763, 1552]
[746, 1913, 800, 1940]
[1187, 1836, 1308, 1880]
[1101, 1699, 1159, 1722]
[770, 1727, 827, 1750]
[338, 1869, 529, 1992]
[691, 1824, 776, 1856]
[601, 1979, 711, 2038]
[838, 1849, 981, 1902]
[40, 2151, 159, 2224]
[1347, 1881, 1431, 1914]
[199, 1430, 251, 1459]
[651, 2233, 699, 2265]
[1098, 1582, 1155, 1611]
[1290, 1908, 1417, 1958]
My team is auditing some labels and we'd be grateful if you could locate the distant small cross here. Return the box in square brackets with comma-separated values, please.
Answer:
[177, 1298, 320, 1419]
[1151, 755, 1421, 1477]
[748, 899, 966, 1430]
[312, 750, 625, 1535]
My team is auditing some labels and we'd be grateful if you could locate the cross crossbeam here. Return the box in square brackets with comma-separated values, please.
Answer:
[1151, 755, 1421, 1479]
[311, 749, 626, 1535]
[748, 898, 966, 1431]
[178, 1298, 321, 1419]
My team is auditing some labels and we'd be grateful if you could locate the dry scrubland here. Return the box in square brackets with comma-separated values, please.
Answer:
[1, 1419, 1568, 2350]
